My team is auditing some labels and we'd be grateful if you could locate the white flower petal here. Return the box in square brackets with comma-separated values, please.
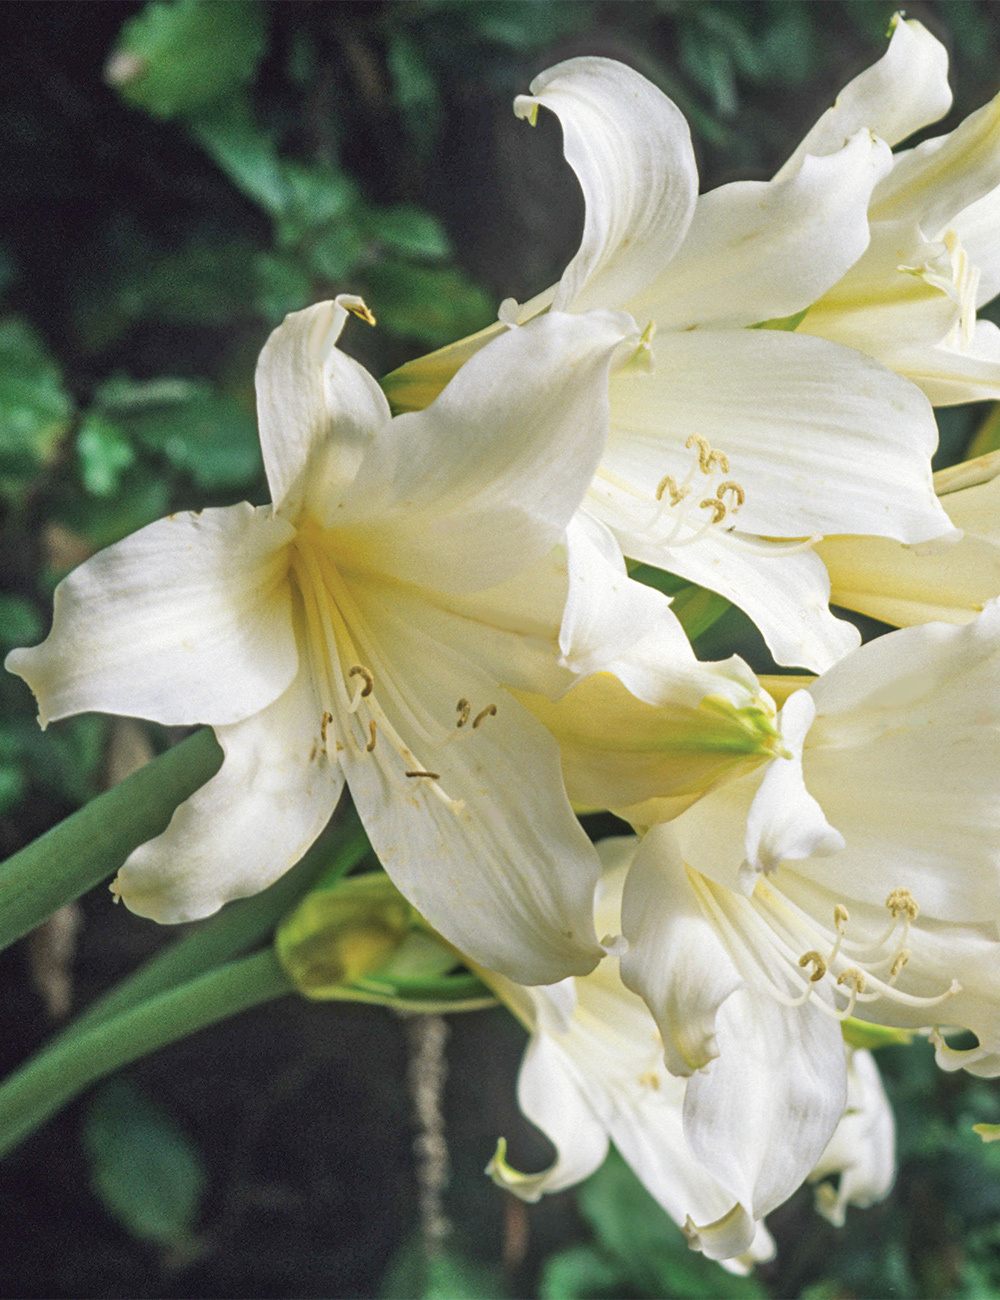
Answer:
[888, 320, 1000, 406]
[114, 665, 344, 922]
[338, 576, 604, 985]
[777, 17, 951, 178]
[514, 57, 698, 314]
[559, 514, 681, 676]
[491, 1029, 611, 1200]
[809, 1048, 895, 1227]
[620, 826, 744, 1076]
[629, 129, 893, 330]
[338, 310, 637, 594]
[683, 988, 848, 1220]
[6, 504, 297, 728]
[255, 297, 391, 515]
[744, 690, 844, 880]
[604, 329, 949, 544]
[871, 90, 1000, 237]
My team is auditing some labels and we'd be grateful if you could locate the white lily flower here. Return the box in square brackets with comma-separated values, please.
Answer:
[6, 296, 671, 986]
[786, 16, 1000, 406]
[817, 450, 1000, 628]
[485, 843, 892, 1265]
[809, 1046, 896, 1228]
[620, 600, 1000, 1168]
[385, 53, 954, 671]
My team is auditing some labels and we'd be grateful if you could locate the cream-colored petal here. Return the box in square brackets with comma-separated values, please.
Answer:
[743, 691, 844, 880]
[337, 310, 637, 594]
[870, 89, 1000, 236]
[629, 129, 892, 329]
[514, 57, 698, 313]
[255, 296, 391, 516]
[6, 504, 297, 728]
[776, 17, 951, 178]
[683, 989, 848, 1221]
[336, 574, 604, 986]
[114, 665, 344, 922]
[620, 825, 744, 1076]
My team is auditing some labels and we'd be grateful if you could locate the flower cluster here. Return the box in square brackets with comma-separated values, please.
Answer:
[9, 12, 1000, 1270]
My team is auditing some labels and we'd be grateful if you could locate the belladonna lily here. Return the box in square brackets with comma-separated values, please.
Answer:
[384, 49, 955, 672]
[617, 603, 1000, 1253]
[785, 16, 1000, 406]
[4, 294, 724, 986]
[817, 450, 1000, 628]
[484, 842, 895, 1265]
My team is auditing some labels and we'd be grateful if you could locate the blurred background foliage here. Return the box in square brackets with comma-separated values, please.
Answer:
[1, 1, 1000, 1297]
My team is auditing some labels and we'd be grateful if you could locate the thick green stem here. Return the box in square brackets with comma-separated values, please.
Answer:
[0, 948, 291, 1161]
[0, 728, 222, 954]
[63, 815, 370, 1039]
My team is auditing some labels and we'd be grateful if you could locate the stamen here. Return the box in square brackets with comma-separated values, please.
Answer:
[472, 704, 497, 729]
[456, 698, 471, 728]
[716, 481, 745, 513]
[798, 950, 827, 982]
[889, 949, 909, 982]
[685, 433, 730, 475]
[349, 665, 375, 697]
[366, 720, 377, 752]
[886, 888, 919, 921]
[655, 474, 689, 505]
[836, 968, 866, 1019]
[321, 711, 333, 747]
[406, 770, 442, 780]
[698, 498, 727, 524]
[834, 905, 849, 932]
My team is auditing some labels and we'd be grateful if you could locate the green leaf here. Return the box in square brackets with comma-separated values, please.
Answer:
[83, 1078, 206, 1245]
[380, 1235, 508, 1300]
[0, 317, 74, 476]
[0, 595, 43, 652]
[540, 1244, 632, 1300]
[190, 100, 290, 216]
[76, 412, 135, 497]
[365, 261, 494, 348]
[108, 0, 267, 121]
[52, 466, 172, 554]
[97, 377, 262, 489]
[253, 251, 314, 322]
[577, 1149, 767, 1298]
[371, 205, 452, 261]
[385, 31, 442, 156]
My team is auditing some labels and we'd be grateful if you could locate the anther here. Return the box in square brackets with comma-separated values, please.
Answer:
[886, 888, 919, 921]
[686, 434, 713, 473]
[837, 967, 866, 993]
[406, 770, 441, 780]
[798, 950, 827, 982]
[472, 704, 497, 729]
[834, 905, 849, 933]
[717, 481, 745, 512]
[456, 698, 471, 728]
[889, 949, 910, 980]
[656, 474, 689, 505]
[366, 721, 377, 752]
[321, 711, 333, 746]
[349, 665, 375, 697]
[699, 498, 727, 524]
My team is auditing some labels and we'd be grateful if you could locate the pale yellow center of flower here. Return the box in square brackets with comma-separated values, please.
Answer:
[288, 524, 494, 814]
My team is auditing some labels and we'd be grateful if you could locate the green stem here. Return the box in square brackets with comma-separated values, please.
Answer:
[0, 948, 291, 1162]
[64, 814, 370, 1040]
[0, 728, 222, 954]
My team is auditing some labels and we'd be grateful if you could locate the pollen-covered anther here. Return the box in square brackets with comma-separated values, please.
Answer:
[685, 433, 730, 475]
[455, 698, 471, 728]
[349, 665, 375, 697]
[889, 949, 910, 981]
[837, 967, 866, 992]
[406, 769, 441, 780]
[886, 887, 919, 921]
[655, 474, 689, 505]
[637, 1070, 661, 1090]
[472, 703, 498, 729]
[717, 480, 745, 513]
[798, 950, 827, 982]
[366, 720, 377, 752]
[833, 904, 849, 933]
[699, 498, 727, 524]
